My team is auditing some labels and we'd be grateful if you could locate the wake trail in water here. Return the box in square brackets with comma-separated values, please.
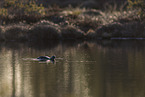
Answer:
[66, 60, 96, 63]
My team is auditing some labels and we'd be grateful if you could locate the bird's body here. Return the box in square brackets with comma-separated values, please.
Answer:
[37, 56, 55, 61]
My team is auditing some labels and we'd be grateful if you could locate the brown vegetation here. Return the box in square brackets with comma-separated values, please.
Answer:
[0, 0, 144, 41]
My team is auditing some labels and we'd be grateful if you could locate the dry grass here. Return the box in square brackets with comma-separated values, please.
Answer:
[28, 24, 60, 41]
[0, 26, 5, 41]
[96, 21, 145, 38]
[5, 27, 28, 40]
[0, 5, 144, 41]
[3, 24, 29, 41]
[61, 25, 84, 39]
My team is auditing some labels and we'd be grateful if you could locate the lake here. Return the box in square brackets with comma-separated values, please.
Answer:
[0, 40, 145, 97]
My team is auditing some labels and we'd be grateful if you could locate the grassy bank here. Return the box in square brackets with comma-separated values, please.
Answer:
[0, 1, 145, 41]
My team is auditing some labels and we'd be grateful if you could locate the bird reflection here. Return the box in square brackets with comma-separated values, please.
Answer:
[38, 59, 55, 64]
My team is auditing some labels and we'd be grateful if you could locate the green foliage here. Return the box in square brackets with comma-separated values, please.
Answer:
[128, 0, 145, 17]
[25, 2, 45, 16]
[0, 8, 8, 16]
[3, 0, 45, 16]
[3, 0, 16, 8]
[62, 7, 85, 16]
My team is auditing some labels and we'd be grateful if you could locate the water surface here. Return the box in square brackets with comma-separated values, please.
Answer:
[0, 40, 145, 97]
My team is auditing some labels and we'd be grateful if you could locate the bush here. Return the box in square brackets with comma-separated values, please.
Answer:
[24, 1, 45, 16]
[0, 26, 5, 40]
[3, 0, 45, 16]
[4, 26, 28, 40]
[128, 0, 145, 17]
[0, 8, 8, 16]
[61, 25, 84, 39]
[29, 25, 60, 41]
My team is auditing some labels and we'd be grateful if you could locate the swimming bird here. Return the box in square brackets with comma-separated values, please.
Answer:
[37, 56, 56, 61]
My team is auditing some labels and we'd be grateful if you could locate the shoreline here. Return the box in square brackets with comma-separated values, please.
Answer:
[0, 21, 144, 41]
[0, 8, 144, 41]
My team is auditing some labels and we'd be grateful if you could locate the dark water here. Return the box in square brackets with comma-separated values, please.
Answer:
[1, 40, 145, 97]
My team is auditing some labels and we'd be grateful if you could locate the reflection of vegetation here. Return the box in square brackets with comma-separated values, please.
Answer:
[1, 41, 145, 97]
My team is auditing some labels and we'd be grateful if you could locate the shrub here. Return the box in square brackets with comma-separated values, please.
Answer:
[61, 25, 84, 39]
[128, 0, 145, 17]
[29, 25, 60, 41]
[24, 1, 45, 16]
[0, 8, 8, 16]
[75, 16, 100, 32]
[0, 26, 5, 40]
[4, 26, 28, 40]
[3, 0, 45, 16]
[61, 7, 85, 16]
